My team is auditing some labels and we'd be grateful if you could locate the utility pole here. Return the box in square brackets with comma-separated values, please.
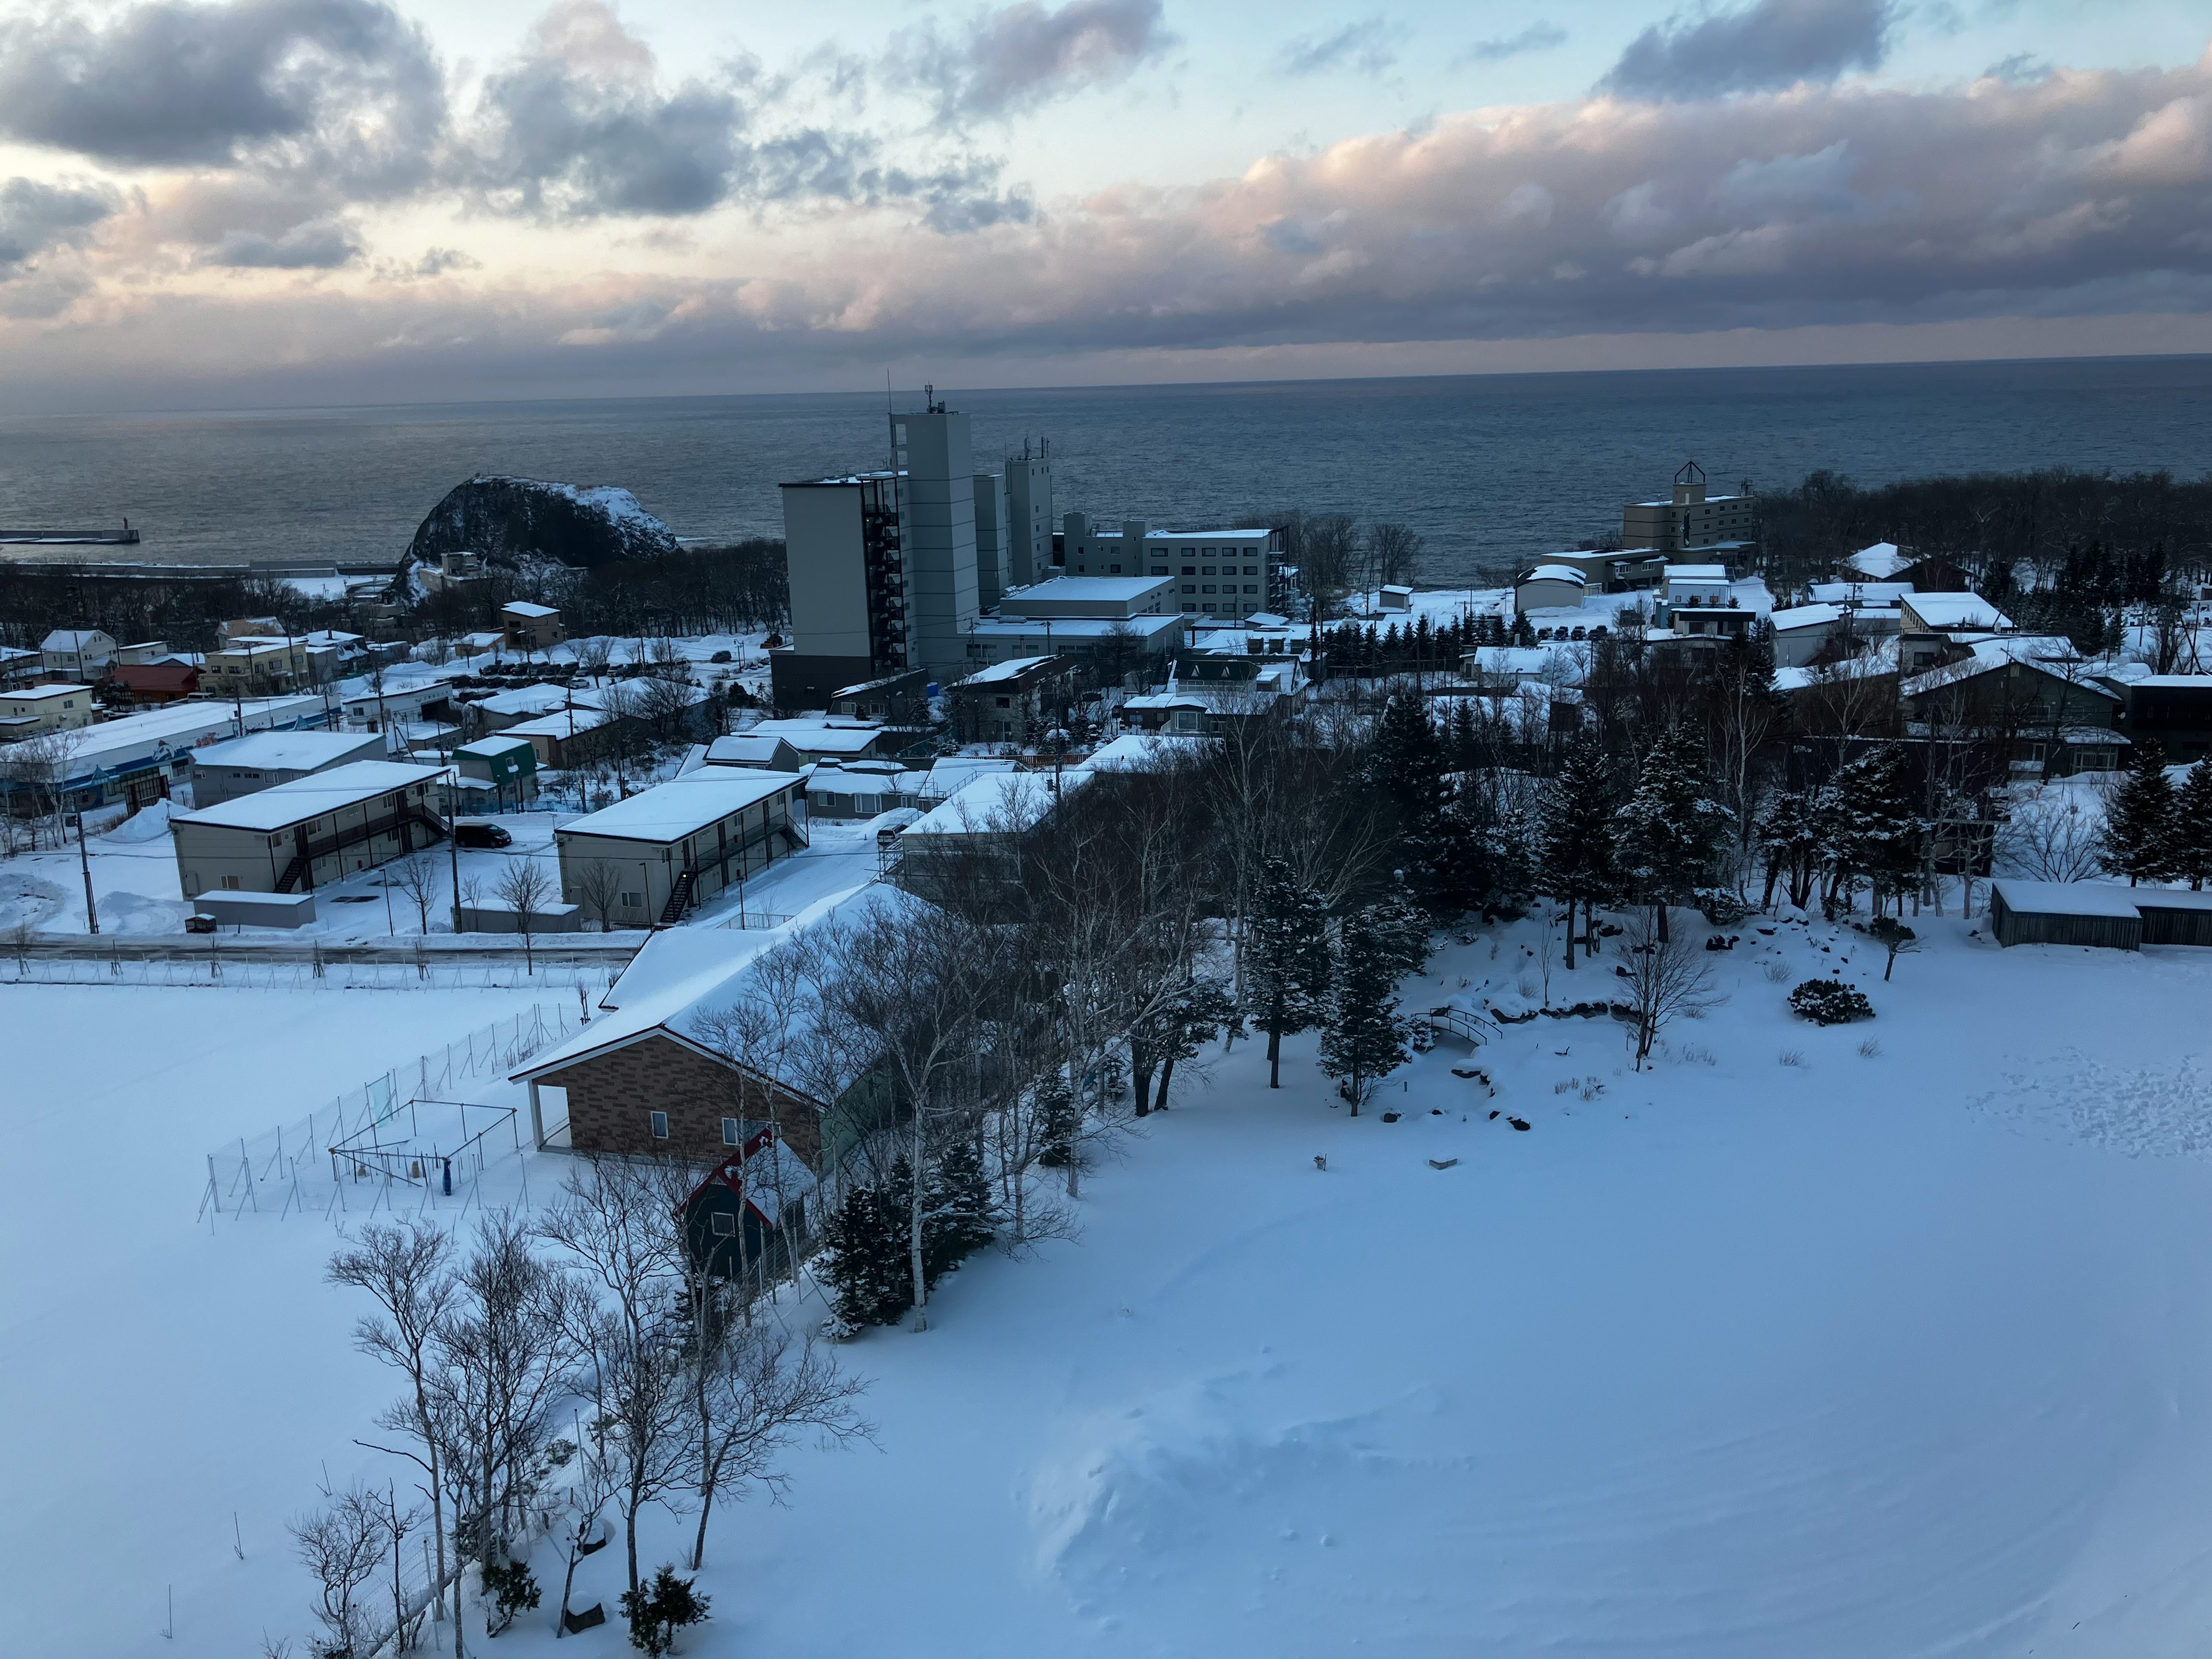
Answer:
[446, 767, 463, 934]
[75, 806, 99, 934]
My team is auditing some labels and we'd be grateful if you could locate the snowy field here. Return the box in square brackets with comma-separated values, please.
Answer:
[11, 909, 2212, 1656]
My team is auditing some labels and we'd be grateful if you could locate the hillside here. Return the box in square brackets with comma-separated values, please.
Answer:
[404, 474, 680, 569]
[13, 907, 2212, 1656]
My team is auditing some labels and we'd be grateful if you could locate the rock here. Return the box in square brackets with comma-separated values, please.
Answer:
[405, 474, 680, 570]
[1508, 1116, 1531, 1131]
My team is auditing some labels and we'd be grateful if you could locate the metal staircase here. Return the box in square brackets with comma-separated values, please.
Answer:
[659, 869, 698, 926]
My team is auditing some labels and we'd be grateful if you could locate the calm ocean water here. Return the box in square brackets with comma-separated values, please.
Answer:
[2, 357, 2208, 586]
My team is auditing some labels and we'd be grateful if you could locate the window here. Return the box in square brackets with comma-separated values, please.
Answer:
[1150, 565, 1168, 576]
[1201, 566, 1215, 575]
[711, 1212, 738, 1237]
[649, 1111, 669, 1139]
[1181, 584, 1195, 594]
[995, 695, 1011, 708]
[1244, 584, 1259, 594]
[1182, 602, 1198, 612]
[1201, 585, 1216, 594]
[1181, 566, 1196, 576]
[1202, 603, 1218, 612]
[1245, 566, 1259, 575]
[1110, 564, 1122, 574]
[620, 891, 642, 908]
[722, 1117, 741, 1145]
[221, 874, 242, 890]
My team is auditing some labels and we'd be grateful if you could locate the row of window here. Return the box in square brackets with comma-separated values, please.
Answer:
[646, 1112, 757, 1146]
[1181, 602, 1243, 612]
[1182, 584, 1260, 595]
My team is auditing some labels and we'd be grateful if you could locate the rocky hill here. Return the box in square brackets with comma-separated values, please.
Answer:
[404, 475, 680, 569]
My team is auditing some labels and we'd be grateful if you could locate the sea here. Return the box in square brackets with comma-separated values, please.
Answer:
[2, 355, 2208, 588]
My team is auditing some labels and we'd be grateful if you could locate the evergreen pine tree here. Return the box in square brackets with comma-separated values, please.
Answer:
[923, 1138, 996, 1277]
[1824, 743, 1920, 913]
[1320, 904, 1411, 1116]
[1366, 691, 1450, 825]
[1757, 788, 1821, 911]
[1539, 732, 1616, 968]
[1132, 975, 1237, 1113]
[820, 1166, 914, 1330]
[1615, 725, 1733, 938]
[1249, 857, 1334, 1088]
[2100, 738, 2176, 885]
[1510, 612, 1537, 647]
[1034, 1078, 1079, 1168]
[2173, 758, 2212, 890]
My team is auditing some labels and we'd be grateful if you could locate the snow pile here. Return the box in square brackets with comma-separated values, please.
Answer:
[100, 800, 172, 843]
[1974, 1051, 2212, 1159]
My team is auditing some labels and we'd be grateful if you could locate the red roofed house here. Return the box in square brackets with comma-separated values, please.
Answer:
[107, 662, 202, 706]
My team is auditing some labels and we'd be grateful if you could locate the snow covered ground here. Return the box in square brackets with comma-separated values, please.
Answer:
[11, 907, 2212, 1656]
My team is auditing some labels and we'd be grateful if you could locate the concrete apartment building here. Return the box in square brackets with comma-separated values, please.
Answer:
[1056, 516, 1280, 621]
[1003, 446, 1054, 587]
[187, 729, 387, 808]
[555, 769, 808, 927]
[171, 760, 448, 897]
[0, 683, 97, 738]
[1622, 462, 1758, 555]
[774, 399, 984, 709]
[973, 469, 1009, 611]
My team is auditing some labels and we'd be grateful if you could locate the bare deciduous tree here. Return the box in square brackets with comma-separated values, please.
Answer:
[1620, 908, 1725, 1071]
[290, 1486, 387, 1659]
[389, 852, 442, 935]
[570, 859, 622, 933]
[494, 859, 554, 974]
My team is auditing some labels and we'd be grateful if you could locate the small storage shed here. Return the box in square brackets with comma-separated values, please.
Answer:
[679, 1131, 819, 1281]
[1989, 880, 2143, 950]
[2135, 889, 2212, 948]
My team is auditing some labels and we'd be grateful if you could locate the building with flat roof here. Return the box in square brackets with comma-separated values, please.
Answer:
[555, 769, 808, 927]
[1003, 444, 1054, 588]
[171, 760, 448, 897]
[501, 600, 564, 653]
[1622, 462, 1757, 555]
[774, 399, 983, 709]
[0, 683, 97, 738]
[963, 612, 1183, 679]
[999, 575, 1172, 620]
[188, 729, 387, 808]
[1056, 516, 1280, 621]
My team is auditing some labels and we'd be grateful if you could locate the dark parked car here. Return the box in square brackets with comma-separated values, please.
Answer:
[453, 820, 513, 849]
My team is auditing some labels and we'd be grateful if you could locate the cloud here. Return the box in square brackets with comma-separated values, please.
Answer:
[1279, 18, 1407, 79]
[7, 44, 2212, 400]
[0, 0, 444, 188]
[465, 2, 1022, 225]
[1461, 22, 1567, 66]
[0, 176, 118, 274]
[199, 216, 361, 267]
[1602, 0, 1893, 100]
[891, 0, 1172, 121]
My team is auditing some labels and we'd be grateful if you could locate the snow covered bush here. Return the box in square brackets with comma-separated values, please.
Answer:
[1695, 887, 1752, 926]
[1789, 979, 1874, 1026]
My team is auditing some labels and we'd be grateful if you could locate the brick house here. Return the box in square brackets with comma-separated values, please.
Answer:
[509, 885, 910, 1165]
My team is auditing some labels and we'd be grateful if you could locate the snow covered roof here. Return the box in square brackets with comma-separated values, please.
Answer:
[66, 696, 327, 775]
[1082, 733, 1192, 771]
[557, 770, 804, 844]
[173, 761, 447, 832]
[1904, 593, 2012, 631]
[1993, 880, 2166, 919]
[454, 734, 536, 759]
[41, 630, 108, 651]
[706, 733, 799, 765]
[1770, 604, 1844, 631]
[1006, 577, 1165, 602]
[688, 1139, 820, 1224]
[960, 656, 1058, 684]
[905, 768, 1087, 837]
[1808, 581, 1913, 606]
[3, 682, 92, 700]
[477, 682, 581, 717]
[923, 755, 1019, 795]
[501, 601, 559, 618]
[1844, 542, 1912, 579]
[1901, 638, 2118, 700]
[513, 884, 916, 1096]
[1665, 563, 1730, 581]
[743, 721, 888, 757]
[1519, 566, 1588, 586]
[192, 730, 380, 772]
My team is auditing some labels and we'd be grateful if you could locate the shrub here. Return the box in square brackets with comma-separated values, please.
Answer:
[1789, 978, 1873, 1026]
[620, 1566, 709, 1657]
[1779, 1048, 1806, 1067]
[1695, 887, 1752, 926]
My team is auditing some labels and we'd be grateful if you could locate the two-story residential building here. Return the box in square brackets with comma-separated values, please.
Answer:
[40, 630, 115, 681]
[171, 760, 449, 897]
[0, 683, 97, 738]
[555, 770, 808, 927]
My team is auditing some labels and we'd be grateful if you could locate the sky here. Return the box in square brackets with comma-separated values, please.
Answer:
[0, 0, 2209, 412]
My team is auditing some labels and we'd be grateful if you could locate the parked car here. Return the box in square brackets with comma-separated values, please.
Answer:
[453, 820, 513, 849]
